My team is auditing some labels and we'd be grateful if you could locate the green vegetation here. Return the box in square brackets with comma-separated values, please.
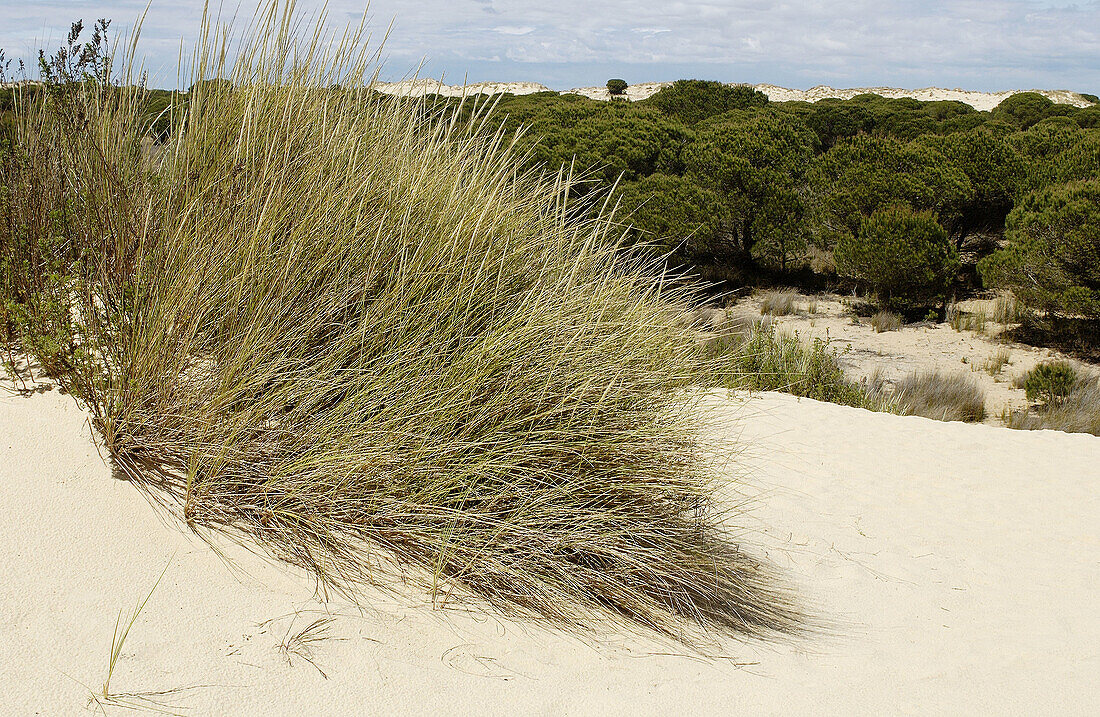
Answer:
[980, 181, 1100, 320]
[835, 205, 959, 311]
[709, 322, 883, 409]
[1, 5, 805, 646]
[1023, 361, 1077, 405]
[893, 370, 986, 422]
[606, 78, 627, 96]
[1006, 373, 1100, 435]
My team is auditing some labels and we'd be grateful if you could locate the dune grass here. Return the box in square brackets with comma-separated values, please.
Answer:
[759, 289, 798, 316]
[1005, 374, 1100, 435]
[893, 370, 986, 422]
[0, 2, 803, 645]
[870, 310, 902, 333]
[708, 321, 884, 409]
[984, 348, 1012, 376]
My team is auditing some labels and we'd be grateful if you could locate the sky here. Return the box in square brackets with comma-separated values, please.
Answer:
[2, 1, 1098, 92]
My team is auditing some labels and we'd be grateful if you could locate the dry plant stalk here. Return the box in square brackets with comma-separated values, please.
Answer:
[3, 0, 804, 646]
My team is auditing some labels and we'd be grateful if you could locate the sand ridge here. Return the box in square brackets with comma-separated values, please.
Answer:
[370, 79, 1097, 111]
[2, 383, 1097, 714]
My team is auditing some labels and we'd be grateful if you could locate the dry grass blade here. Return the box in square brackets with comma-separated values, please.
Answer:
[870, 310, 901, 333]
[277, 616, 335, 679]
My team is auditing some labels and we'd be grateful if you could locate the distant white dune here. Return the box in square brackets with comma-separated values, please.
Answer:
[372, 78, 1096, 111]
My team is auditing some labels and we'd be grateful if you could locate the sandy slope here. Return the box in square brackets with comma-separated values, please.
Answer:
[2, 387, 1097, 715]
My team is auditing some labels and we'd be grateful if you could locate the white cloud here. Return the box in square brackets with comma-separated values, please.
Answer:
[1, 1, 1097, 90]
[492, 26, 536, 35]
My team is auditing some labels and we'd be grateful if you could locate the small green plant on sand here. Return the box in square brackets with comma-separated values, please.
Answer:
[1023, 361, 1076, 405]
[88, 562, 172, 714]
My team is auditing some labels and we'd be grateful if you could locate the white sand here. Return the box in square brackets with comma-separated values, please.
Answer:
[370, 79, 1096, 111]
[732, 292, 1096, 423]
[2, 387, 1097, 715]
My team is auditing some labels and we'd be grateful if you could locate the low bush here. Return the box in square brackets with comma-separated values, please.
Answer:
[1023, 361, 1077, 405]
[870, 310, 902, 332]
[709, 322, 880, 408]
[893, 370, 986, 422]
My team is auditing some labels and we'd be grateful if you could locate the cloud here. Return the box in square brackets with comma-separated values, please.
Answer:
[1, 1, 1097, 90]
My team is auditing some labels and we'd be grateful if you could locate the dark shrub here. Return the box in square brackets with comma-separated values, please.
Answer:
[835, 205, 959, 311]
[606, 78, 628, 96]
[979, 181, 1100, 318]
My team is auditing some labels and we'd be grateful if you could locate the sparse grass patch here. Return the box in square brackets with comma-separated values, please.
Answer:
[759, 289, 798, 316]
[870, 310, 902, 333]
[984, 348, 1011, 376]
[708, 322, 884, 409]
[277, 616, 334, 679]
[992, 293, 1022, 324]
[893, 370, 986, 422]
[948, 302, 989, 334]
[1005, 374, 1100, 435]
[806, 298, 818, 315]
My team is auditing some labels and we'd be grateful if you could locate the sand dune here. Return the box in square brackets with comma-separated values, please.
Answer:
[371, 79, 1096, 111]
[3, 386, 1097, 715]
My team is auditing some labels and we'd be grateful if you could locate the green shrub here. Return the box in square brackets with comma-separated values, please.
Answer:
[992, 92, 1055, 129]
[606, 79, 628, 96]
[1, 6, 804, 645]
[835, 205, 959, 311]
[646, 80, 768, 125]
[616, 173, 724, 260]
[979, 181, 1100, 319]
[1023, 362, 1077, 405]
[1006, 374, 1100, 435]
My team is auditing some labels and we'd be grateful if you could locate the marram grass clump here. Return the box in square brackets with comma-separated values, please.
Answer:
[0, 3, 803, 645]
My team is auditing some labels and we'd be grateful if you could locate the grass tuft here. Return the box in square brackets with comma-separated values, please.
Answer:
[870, 310, 902, 333]
[759, 289, 798, 317]
[984, 348, 1011, 376]
[893, 370, 986, 422]
[1, 1, 804, 646]
[992, 293, 1022, 324]
[1005, 374, 1100, 435]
